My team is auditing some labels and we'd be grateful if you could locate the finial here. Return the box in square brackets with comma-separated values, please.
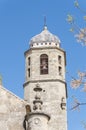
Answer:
[0, 74, 2, 85]
[44, 16, 46, 26]
[43, 16, 47, 30]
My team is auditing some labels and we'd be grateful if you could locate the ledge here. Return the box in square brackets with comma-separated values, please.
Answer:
[27, 112, 50, 121]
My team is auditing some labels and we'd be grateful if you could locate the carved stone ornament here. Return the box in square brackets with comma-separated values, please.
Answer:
[34, 118, 40, 124]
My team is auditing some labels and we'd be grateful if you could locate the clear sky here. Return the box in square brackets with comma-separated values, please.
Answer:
[0, 0, 86, 130]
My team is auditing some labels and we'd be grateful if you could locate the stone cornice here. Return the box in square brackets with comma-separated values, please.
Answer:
[24, 47, 66, 65]
[24, 47, 65, 56]
[23, 79, 67, 98]
[27, 112, 50, 121]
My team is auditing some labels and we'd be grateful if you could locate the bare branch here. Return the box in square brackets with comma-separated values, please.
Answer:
[67, 1, 86, 45]
[71, 99, 86, 111]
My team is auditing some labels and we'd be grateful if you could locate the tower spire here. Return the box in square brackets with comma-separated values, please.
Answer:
[44, 16, 46, 26]
[43, 16, 47, 30]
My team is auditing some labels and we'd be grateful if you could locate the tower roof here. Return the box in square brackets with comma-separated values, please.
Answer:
[29, 26, 61, 48]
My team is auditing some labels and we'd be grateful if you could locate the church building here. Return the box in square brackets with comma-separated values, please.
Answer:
[0, 24, 67, 130]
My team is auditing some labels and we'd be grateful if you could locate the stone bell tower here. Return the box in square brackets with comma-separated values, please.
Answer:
[23, 25, 67, 130]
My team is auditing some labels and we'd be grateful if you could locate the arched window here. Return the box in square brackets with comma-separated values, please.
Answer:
[28, 68, 30, 77]
[58, 66, 62, 75]
[58, 55, 61, 64]
[28, 57, 30, 66]
[40, 54, 48, 74]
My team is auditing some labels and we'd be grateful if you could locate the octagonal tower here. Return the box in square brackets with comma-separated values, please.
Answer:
[23, 25, 67, 130]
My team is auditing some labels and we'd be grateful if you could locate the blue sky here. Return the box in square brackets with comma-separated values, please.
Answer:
[0, 0, 86, 130]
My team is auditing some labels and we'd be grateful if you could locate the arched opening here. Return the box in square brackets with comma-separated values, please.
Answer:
[58, 66, 62, 75]
[40, 54, 48, 74]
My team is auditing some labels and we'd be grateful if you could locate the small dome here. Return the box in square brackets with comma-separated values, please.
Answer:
[29, 26, 61, 48]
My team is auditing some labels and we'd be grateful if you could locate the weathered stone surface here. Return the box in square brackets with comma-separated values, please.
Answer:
[0, 85, 26, 130]
[24, 46, 67, 130]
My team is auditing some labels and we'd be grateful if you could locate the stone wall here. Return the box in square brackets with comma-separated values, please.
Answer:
[0, 85, 26, 130]
[24, 47, 67, 130]
[24, 47, 66, 82]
